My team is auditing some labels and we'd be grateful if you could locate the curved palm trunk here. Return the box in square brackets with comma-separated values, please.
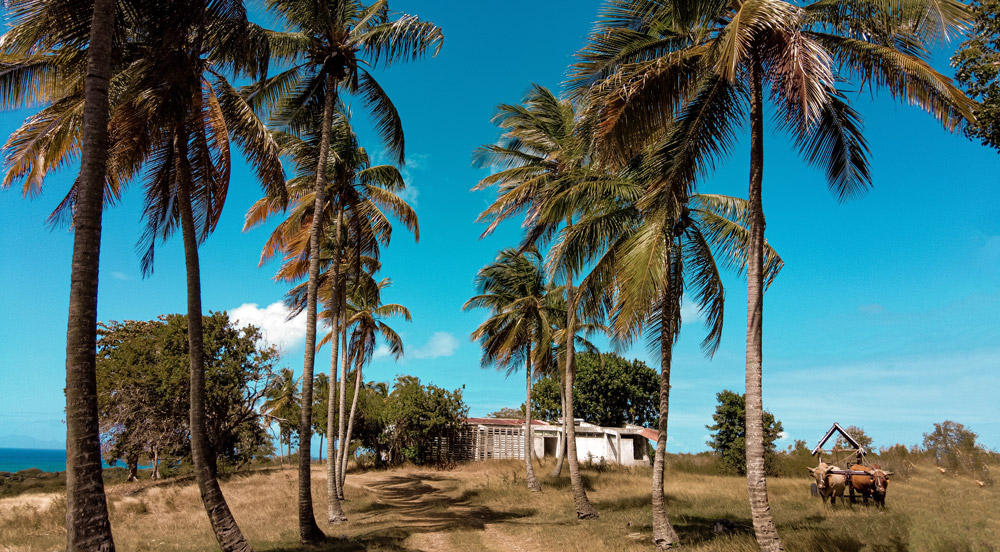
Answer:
[652, 240, 679, 549]
[746, 56, 783, 552]
[336, 315, 349, 500]
[64, 0, 116, 549]
[176, 134, 253, 552]
[524, 346, 541, 492]
[297, 73, 339, 543]
[564, 281, 598, 519]
[550, 370, 566, 477]
[339, 358, 363, 489]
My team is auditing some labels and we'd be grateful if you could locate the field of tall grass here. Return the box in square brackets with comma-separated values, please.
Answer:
[1, 457, 996, 551]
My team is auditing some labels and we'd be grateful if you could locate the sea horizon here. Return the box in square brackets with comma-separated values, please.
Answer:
[0, 447, 69, 473]
[0, 447, 321, 473]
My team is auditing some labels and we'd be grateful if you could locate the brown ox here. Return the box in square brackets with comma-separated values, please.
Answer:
[849, 464, 892, 507]
[808, 462, 847, 505]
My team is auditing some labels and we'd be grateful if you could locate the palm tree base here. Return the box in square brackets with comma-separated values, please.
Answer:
[299, 521, 325, 545]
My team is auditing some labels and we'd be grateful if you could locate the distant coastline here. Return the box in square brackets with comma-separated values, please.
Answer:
[0, 448, 68, 473]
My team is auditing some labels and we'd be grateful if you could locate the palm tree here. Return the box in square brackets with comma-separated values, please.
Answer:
[572, 1, 977, 548]
[262, 368, 302, 462]
[0, 0, 119, 548]
[1, 2, 282, 550]
[555, 172, 782, 547]
[254, 1, 439, 531]
[246, 109, 417, 519]
[338, 277, 408, 490]
[313, 373, 330, 461]
[473, 84, 603, 517]
[465, 248, 554, 493]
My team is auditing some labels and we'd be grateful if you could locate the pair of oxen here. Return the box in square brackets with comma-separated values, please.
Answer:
[807, 462, 892, 507]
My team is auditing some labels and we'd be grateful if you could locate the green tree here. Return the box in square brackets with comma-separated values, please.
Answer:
[255, 3, 440, 532]
[465, 248, 552, 492]
[834, 425, 874, 452]
[354, 376, 468, 467]
[706, 390, 783, 477]
[923, 421, 984, 471]
[531, 352, 659, 427]
[573, 2, 975, 548]
[97, 313, 277, 476]
[487, 406, 526, 418]
[953, 0, 1000, 152]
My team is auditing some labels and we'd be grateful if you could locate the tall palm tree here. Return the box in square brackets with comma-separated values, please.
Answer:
[0, 0, 120, 548]
[555, 173, 782, 548]
[246, 109, 417, 520]
[473, 84, 603, 517]
[572, 1, 977, 548]
[337, 277, 408, 489]
[2, 2, 281, 550]
[254, 1, 439, 532]
[465, 248, 553, 493]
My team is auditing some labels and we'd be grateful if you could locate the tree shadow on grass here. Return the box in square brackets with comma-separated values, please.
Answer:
[270, 472, 535, 551]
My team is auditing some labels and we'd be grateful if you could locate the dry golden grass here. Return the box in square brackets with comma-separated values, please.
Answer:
[1, 459, 997, 551]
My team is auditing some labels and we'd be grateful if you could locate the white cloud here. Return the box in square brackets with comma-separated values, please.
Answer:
[679, 294, 703, 325]
[230, 302, 306, 350]
[410, 331, 460, 359]
[372, 344, 392, 361]
[396, 184, 419, 207]
[111, 271, 133, 281]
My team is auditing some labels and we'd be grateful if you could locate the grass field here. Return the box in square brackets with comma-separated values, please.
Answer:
[1, 458, 997, 551]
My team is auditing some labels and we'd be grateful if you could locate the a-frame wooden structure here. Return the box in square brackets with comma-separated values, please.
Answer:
[811, 422, 868, 466]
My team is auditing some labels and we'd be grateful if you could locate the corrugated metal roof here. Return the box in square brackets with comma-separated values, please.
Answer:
[464, 417, 551, 427]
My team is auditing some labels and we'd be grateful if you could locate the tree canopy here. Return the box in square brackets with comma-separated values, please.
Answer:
[706, 390, 783, 476]
[96, 313, 277, 475]
[953, 0, 1000, 152]
[532, 352, 659, 428]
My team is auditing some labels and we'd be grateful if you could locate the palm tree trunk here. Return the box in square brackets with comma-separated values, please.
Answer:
[316, 84, 347, 524]
[64, 0, 116, 549]
[524, 346, 541, 492]
[296, 70, 336, 543]
[652, 240, 679, 550]
[336, 313, 349, 500]
[564, 280, 598, 519]
[550, 371, 566, 477]
[340, 358, 363, 490]
[746, 55, 783, 552]
[176, 133, 253, 552]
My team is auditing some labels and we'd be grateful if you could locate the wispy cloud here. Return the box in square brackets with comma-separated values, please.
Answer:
[411, 331, 460, 359]
[229, 302, 306, 350]
[679, 294, 704, 325]
[858, 303, 885, 314]
[111, 271, 133, 281]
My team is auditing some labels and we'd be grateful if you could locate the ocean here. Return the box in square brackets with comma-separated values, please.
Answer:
[0, 448, 68, 472]
[0, 448, 141, 473]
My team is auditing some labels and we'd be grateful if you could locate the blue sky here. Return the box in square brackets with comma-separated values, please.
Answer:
[1, 0, 998, 455]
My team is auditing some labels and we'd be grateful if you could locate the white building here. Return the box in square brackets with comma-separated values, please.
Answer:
[449, 418, 653, 466]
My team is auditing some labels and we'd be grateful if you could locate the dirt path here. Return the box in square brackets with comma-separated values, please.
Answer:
[346, 470, 533, 552]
